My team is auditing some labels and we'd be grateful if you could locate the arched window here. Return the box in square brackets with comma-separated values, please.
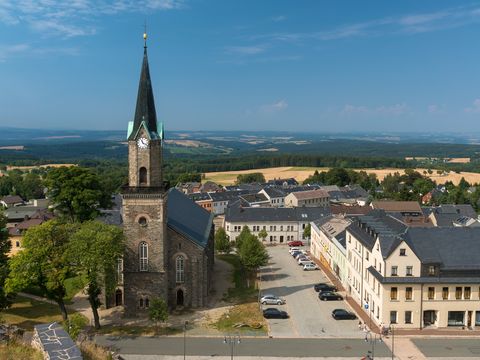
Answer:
[176, 255, 185, 283]
[139, 242, 148, 271]
[139, 167, 147, 185]
[145, 298, 150, 308]
[139, 298, 144, 308]
[138, 216, 147, 227]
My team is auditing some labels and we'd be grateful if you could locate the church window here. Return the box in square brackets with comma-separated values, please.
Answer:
[139, 242, 148, 271]
[176, 256, 185, 283]
[138, 217, 147, 227]
[139, 298, 144, 308]
[145, 298, 150, 308]
[139, 167, 147, 185]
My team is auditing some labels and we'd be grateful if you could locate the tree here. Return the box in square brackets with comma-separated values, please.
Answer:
[176, 173, 202, 184]
[214, 227, 231, 254]
[303, 224, 311, 240]
[235, 225, 252, 250]
[237, 234, 269, 287]
[236, 172, 265, 184]
[0, 210, 12, 311]
[149, 298, 168, 327]
[6, 220, 78, 320]
[44, 167, 112, 222]
[258, 228, 268, 242]
[68, 221, 125, 329]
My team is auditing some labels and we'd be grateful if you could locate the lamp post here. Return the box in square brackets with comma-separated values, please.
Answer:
[223, 335, 241, 360]
[364, 331, 382, 360]
[183, 320, 188, 360]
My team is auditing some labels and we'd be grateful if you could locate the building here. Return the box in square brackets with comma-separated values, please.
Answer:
[188, 192, 213, 212]
[1, 195, 24, 208]
[120, 36, 214, 316]
[427, 204, 479, 227]
[267, 178, 298, 187]
[225, 203, 330, 244]
[284, 189, 329, 208]
[239, 193, 270, 207]
[371, 200, 430, 226]
[310, 215, 351, 286]
[346, 210, 480, 329]
[259, 187, 286, 207]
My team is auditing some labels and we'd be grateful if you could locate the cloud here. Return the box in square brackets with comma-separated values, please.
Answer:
[225, 45, 266, 55]
[428, 104, 445, 114]
[0, 43, 30, 62]
[341, 103, 408, 116]
[0, 42, 81, 61]
[249, 4, 480, 43]
[260, 100, 288, 114]
[465, 99, 480, 113]
[0, 0, 184, 38]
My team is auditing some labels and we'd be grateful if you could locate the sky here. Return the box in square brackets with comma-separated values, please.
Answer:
[1, 0, 480, 133]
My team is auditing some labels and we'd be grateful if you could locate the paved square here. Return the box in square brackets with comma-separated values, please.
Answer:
[259, 245, 364, 338]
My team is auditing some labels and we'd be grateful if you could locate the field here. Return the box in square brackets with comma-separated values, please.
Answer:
[6, 163, 76, 171]
[205, 166, 480, 186]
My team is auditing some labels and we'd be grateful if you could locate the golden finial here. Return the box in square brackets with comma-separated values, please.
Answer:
[143, 20, 147, 48]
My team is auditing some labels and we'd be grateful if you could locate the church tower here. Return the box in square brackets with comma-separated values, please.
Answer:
[121, 32, 168, 316]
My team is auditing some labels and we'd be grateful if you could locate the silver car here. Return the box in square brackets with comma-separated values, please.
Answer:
[260, 294, 286, 305]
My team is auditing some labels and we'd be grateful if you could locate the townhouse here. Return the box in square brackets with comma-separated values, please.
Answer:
[284, 189, 330, 208]
[346, 210, 480, 329]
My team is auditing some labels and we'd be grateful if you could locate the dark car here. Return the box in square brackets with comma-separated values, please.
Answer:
[288, 240, 304, 247]
[291, 251, 302, 258]
[332, 309, 357, 320]
[319, 291, 343, 301]
[313, 283, 337, 292]
[263, 308, 289, 319]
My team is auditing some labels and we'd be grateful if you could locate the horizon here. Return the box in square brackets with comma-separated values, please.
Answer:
[1, 1, 480, 132]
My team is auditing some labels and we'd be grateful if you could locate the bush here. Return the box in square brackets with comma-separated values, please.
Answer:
[63, 313, 88, 340]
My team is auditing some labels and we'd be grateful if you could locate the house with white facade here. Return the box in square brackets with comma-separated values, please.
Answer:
[225, 203, 330, 244]
[285, 189, 330, 208]
[259, 187, 286, 207]
[346, 210, 480, 329]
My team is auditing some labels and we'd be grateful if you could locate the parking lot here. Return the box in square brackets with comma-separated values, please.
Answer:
[259, 245, 362, 338]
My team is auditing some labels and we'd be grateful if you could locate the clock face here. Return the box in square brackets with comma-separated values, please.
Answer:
[137, 137, 149, 149]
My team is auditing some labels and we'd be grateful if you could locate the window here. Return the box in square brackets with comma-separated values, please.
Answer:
[405, 311, 412, 324]
[406, 287, 413, 300]
[390, 287, 398, 300]
[428, 265, 435, 276]
[428, 287, 435, 300]
[139, 242, 148, 272]
[138, 216, 147, 226]
[139, 167, 147, 185]
[400, 248, 406, 256]
[365, 252, 369, 261]
[390, 311, 397, 324]
[442, 287, 449, 300]
[456, 287, 462, 300]
[139, 298, 144, 308]
[391, 266, 398, 276]
[448, 311, 465, 326]
[145, 298, 150, 308]
[176, 255, 185, 283]
[406, 266, 413, 276]
[15, 241, 20, 247]
[465, 287, 471, 300]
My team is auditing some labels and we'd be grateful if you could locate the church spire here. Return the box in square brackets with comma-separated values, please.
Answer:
[129, 30, 158, 140]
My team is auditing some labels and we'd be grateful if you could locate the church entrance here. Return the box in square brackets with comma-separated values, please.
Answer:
[115, 289, 123, 306]
[177, 289, 184, 306]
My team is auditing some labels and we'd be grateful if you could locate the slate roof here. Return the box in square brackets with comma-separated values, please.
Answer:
[402, 227, 480, 270]
[267, 178, 298, 186]
[33, 322, 82, 360]
[1, 195, 24, 205]
[167, 189, 213, 248]
[261, 187, 286, 198]
[290, 189, 329, 200]
[129, 46, 158, 140]
[368, 266, 480, 284]
[209, 190, 255, 202]
[239, 193, 269, 204]
[5, 205, 47, 222]
[429, 204, 478, 226]
[313, 215, 351, 249]
[224, 183, 264, 192]
[188, 192, 212, 202]
[226, 204, 330, 223]
[331, 204, 371, 216]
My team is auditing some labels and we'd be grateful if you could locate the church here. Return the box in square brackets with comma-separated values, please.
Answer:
[119, 34, 214, 316]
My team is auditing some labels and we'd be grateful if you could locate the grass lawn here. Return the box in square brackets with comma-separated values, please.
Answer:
[0, 341, 43, 360]
[96, 324, 181, 336]
[2, 295, 77, 331]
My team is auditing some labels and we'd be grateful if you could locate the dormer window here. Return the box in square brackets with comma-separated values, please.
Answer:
[428, 265, 435, 276]
[400, 248, 406, 256]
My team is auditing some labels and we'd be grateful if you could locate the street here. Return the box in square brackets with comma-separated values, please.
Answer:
[260, 245, 361, 338]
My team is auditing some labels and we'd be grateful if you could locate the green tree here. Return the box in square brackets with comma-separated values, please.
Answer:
[303, 223, 311, 240]
[0, 210, 12, 311]
[18, 173, 44, 200]
[44, 167, 112, 222]
[214, 227, 231, 254]
[258, 228, 268, 242]
[235, 225, 252, 250]
[236, 172, 265, 184]
[68, 221, 125, 329]
[149, 298, 168, 327]
[237, 234, 269, 287]
[6, 220, 78, 320]
[176, 173, 202, 184]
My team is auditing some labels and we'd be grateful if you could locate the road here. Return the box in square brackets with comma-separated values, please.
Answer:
[260, 245, 361, 338]
[96, 335, 391, 359]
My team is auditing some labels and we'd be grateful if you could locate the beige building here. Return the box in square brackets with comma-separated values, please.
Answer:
[285, 189, 329, 208]
[346, 210, 480, 329]
[310, 215, 351, 286]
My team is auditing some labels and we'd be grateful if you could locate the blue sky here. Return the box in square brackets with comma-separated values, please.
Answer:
[1, 0, 480, 133]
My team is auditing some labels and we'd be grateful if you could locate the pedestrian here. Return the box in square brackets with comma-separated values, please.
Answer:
[358, 321, 363, 330]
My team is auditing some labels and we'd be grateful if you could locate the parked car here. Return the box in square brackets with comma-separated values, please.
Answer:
[263, 308, 289, 319]
[295, 253, 308, 260]
[313, 283, 337, 292]
[291, 251, 302, 258]
[288, 240, 304, 247]
[260, 294, 286, 305]
[332, 309, 357, 320]
[298, 258, 313, 266]
[289, 247, 300, 254]
[303, 263, 319, 271]
[319, 291, 343, 301]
